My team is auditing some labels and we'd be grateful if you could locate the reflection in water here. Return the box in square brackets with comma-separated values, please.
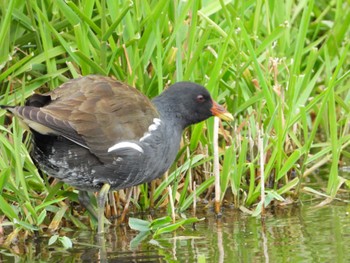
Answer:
[1, 203, 350, 262]
[216, 220, 224, 263]
[171, 234, 177, 261]
[261, 218, 269, 263]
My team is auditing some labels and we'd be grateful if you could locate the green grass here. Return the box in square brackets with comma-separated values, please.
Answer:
[0, 0, 350, 238]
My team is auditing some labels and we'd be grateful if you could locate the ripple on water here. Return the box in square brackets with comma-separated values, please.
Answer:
[1, 203, 350, 262]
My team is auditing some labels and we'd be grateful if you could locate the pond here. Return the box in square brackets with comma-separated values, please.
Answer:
[1, 200, 350, 262]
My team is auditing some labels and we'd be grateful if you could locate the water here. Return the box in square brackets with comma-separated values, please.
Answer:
[1, 202, 350, 262]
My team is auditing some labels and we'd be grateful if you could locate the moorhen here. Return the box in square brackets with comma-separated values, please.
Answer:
[2, 75, 233, 233]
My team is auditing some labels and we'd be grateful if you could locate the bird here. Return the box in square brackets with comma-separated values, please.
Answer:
[1, 75, 233, 234]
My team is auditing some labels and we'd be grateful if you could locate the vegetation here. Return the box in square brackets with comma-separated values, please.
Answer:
[0, 0, 349, 241]
[128, 216, 203, 249]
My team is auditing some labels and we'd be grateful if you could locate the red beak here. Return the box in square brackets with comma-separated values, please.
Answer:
[211, 100, 233, 121]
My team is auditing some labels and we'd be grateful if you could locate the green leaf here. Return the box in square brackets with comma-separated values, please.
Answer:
[48, 235, 59, 246]
[37, 209, 47, 226]
[252, 201, 263, 217]
[0, 168, 10, 193]
[128, 217, 150, 232]
[13, 219, 39, 231]
[265, 190, 285, 206]
[0, 195, 18, 221]
[130, 231, 150, 250]
[56, 0, 81, 25]
[59, 236, 73, 249]
[35, 197, 67, 212]
[179, 176, 215, 211]
[149, 216, 172, 230]
[276, 149, 302, 181]
[153, 217, 202, 238]
[277, 178, 299, 195]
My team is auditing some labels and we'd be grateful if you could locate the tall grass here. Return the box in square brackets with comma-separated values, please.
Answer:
[0, 0, 349, 237]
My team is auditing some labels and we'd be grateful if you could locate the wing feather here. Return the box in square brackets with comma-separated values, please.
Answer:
[16, 75, 159, 162]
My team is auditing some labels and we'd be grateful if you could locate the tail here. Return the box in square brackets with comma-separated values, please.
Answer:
[0, 105, 20, 119]
[0, 105, 15, 111]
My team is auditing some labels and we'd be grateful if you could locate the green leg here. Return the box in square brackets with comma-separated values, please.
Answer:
[78, 186, 111, 233]
[78, 190, 99, 220]
[97, 183, 111, 234]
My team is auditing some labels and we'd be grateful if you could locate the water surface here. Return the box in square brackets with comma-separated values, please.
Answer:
[1, 201, 350, 262]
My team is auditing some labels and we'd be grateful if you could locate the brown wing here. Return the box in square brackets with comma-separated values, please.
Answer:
[12, 75, 159, 161]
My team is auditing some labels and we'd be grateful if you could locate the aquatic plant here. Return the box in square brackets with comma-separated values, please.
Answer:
[0, 0, 349, 241]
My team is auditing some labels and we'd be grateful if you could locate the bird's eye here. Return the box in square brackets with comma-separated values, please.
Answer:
[196, 95, 205, 103]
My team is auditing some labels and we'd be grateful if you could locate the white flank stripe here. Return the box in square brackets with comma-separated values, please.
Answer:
[149, 118, 161, 131]
[108, 142, 144, 153]
[148, 124, 158, 131]
[153, 118, 162, 125]
[140, 118, 162, 142]
[139, 133, 151, 142]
